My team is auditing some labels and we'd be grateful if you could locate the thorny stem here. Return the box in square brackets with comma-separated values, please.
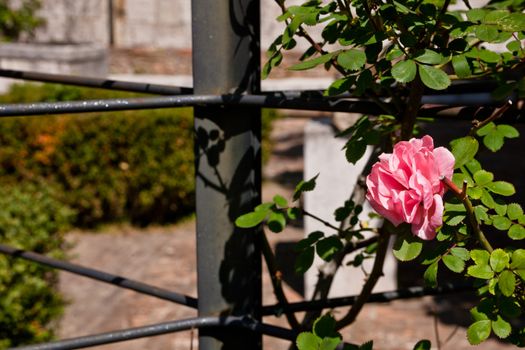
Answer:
[335, 227, 391, 330]
[441, 177, 494, 253]
[468, 100, 513, 137]
[260, 231, 301, 330]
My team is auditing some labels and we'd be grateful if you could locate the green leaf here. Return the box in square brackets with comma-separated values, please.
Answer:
[393, 232, 423, 261]
[386, 46, 403, 61]
[452, 55, 471, 78]
[313, 314, 337, 338]
[451, 247, 470, 261]
[443, 254, 465, 273]
[294, 174, 319, 201]
[492, 215, 512, 231]
[325, 77, 354, 96]
[467, 320, 492, 345]
[297, 332, 321, 350]
[424, 261, 438, 288]
[490, 249, 510, 272]
[414, 49, 444, 65]
[418, 64, 451, 90]
[468, 265, 494, 279]
[481, 189, 496, 209]
[467, 8, 487, 22]
[471, 249, 490, 265]
[450, 136, 479, 169]
[477, 122, 495, 136]
[483, 131, 504, 152]
[473, 170, 494, 186]
[268, 211, 287, 233]
[507, 203, 523, 220]
[273, 194, 288, 208]
[236, 210, 268, 228]
[498, 270, 516, 297]
[320, 337, 342, 350]
[391, 59, 417, 83]
[295, 246, 315, 274]
[287, 207, 301, 220]
[478, 49, 500, 63]
[487, 181, 515, 196]
[316, 236, 343, 261]
[509, 224, 525, 240]
[345, 138, 367, 165]
[413, 340, 431, 350]
[289, 53, 335, 71]
[492, 315, 512, 339]
[475, 24, 499, 42]
[337, 49, 366, 71]
[497, 124, 519, 138]
[510, 249, 525, 269]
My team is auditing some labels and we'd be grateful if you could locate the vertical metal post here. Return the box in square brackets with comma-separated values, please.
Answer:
[192, 1, 261, 350]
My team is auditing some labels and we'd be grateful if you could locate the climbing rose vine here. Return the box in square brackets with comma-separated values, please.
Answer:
[366, 135, 455, 240]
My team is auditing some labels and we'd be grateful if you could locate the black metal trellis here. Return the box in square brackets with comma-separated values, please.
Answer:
[0, 1, 522, 350]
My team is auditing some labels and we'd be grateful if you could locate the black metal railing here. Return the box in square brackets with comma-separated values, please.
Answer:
[0, 1, 522, 349]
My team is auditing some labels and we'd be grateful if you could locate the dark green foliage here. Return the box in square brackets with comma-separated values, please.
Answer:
[0, 183, 74, 348]
[0, 0, 43, 42]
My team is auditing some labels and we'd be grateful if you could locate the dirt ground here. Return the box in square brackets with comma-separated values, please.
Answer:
[57, 116, 515, 350]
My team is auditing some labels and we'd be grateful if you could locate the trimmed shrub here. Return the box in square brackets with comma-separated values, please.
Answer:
[0, 183, 74, 348]
[0, 83, 276, 226]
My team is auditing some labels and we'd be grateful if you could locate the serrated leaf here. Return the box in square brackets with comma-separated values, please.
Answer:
[337, 49, 366, 71]
[471, 249, 490, 265]
[320, 337, 342, 350]
[490, 249, 510, 272]
[273, 194, 288, 208]
[511, 249, 525, 269]
[392, 59, 417, 83]
[414, 49, 444, 65]
[475, 24, 499, 42]
[467, 320, 492, 345]
[473, 170, 494, 186]
[450, 136, 479, 169]
[393, 232, 423, 261]
[289, 53, 335, 71]
[470, 305, 490, 322]
[418, 64, 451, 90]
[424, 261, 438, 288]
[483, 131, 504, 152]
[474, 205, 489, 222]
[443, 254, 465, 273]
[451, 247, 470, 261]
[469, 187, 483, 200]
[507, 203, 523, 220]
[509, 224, 525, 240]
[295, 246, 315, 274]
[452, 55, 471, 78]
[481, 189, 496, 209]
[297, 332, 321, 350]
[294, 174, 319, 201]
[493, 215, 512, 231]
[498, 270, 516, 296]
[492, 315, 512, 339]
[316, 236, 343, 261]
[497, 124, 519, 138]
[268, 211, 287, 233]
[313, 314, 337, 338]
[468, 265, 494, 279]
[487, 181, 515, 196]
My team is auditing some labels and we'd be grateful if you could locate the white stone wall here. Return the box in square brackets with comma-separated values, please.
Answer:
[31, 0, 317, 51]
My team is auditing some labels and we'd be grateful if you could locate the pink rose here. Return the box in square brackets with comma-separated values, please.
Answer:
[366, 135, 455, 240]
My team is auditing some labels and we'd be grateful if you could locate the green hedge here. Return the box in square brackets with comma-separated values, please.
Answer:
[0, 83, 276, 226]
[0, 183, 74, 348]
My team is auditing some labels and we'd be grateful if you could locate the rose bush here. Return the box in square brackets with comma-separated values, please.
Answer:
[366, 135, 455, 240]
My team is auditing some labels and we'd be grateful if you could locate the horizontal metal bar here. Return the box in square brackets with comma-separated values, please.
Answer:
[9, 316, 298, 350]
[0, 69, 192, 95]
[0, 92, 520, 120]
[0, 244, 197, 308]
[262, 282, 473, 315]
